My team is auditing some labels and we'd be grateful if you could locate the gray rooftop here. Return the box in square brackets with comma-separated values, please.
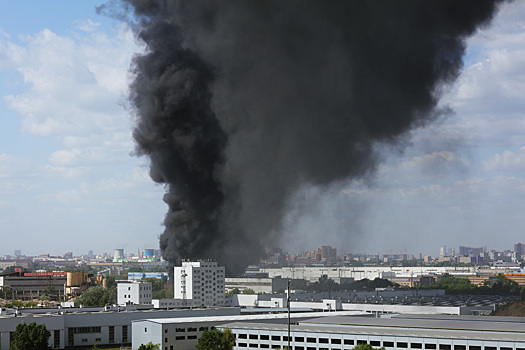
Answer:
[221, 316, 525, 342]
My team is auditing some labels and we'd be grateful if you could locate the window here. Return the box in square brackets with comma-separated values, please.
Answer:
[109, 326, 114, 344]
[371, 341, 381, 347]
[261, 335, 270, 340]
[440, 345, 451, 350]
[54, 330, 60, 349]
[332, 339, 342, 344]
[249, 334, 258, 340]
[272, 335, 281, 341]
[425, 345, 436, 349]
[307, 338, 316, 343]
[261, 345, 269, 349]
[122, 325, 128, 343]
[500, 348, 512, 350]
[319, 338, 329, 344]
[238, 343, 247, 347]
[165, 329, 168, 333]
[176, 328, 186, 332]
[165, 338, 168, 343]
[455, 346, 466, 350]
[249, 344, 258, 348]
[397, 342, 408, 348]
[357, 340, 368, 345]
[469, 347, 481, 350]
[176, 336, 185, 341]
[239, 334, 248, 339]
[295, 337, 304, 342]
[484, 347, 496, 350]
[412, 343, 422, 349]
[296, 347, 304, 350]
[188, 335, 197, 340]
[344, 340, 355, 345]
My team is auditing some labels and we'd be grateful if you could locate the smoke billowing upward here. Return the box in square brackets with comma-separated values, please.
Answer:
[115, 0, 505, 275]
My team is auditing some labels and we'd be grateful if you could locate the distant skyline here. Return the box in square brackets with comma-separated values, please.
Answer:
[1, 2, 525, 258]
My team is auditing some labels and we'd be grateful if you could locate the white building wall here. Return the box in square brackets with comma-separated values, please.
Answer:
[117, 282, 152, 306]
[174, 261, 226, 307]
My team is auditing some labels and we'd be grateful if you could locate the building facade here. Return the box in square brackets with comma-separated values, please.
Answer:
[117, 281, 153, 306]
[174, 260, 226, 307]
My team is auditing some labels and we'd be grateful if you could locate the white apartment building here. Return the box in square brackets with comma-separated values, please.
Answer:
[117, 281, 153, 306]
[174, 260, 226, 307]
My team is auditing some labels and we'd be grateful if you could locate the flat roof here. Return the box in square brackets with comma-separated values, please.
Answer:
[220, 318, 525, 342]
[301, 315, 525, 333]
[132, 311, 368, 325]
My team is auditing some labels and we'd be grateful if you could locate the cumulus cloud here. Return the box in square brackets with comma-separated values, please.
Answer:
[2, 25, 138, 138]
[482, 147, 525, 171]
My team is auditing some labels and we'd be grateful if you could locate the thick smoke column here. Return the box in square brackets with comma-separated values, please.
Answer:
[116, 0, 505, 274]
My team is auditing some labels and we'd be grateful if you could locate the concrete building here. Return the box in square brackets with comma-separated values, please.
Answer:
[117, 281, 153, 306]
[128, 272, 169, 281]
[174, 260, 226, 307]
[221, 314, 525, 350]
[258, 266, 476, 283]
[0, 272, 67, 299]
[0, 306, 239, 349]
[225, 277, 288, 294]
[131, 311, 366, 350]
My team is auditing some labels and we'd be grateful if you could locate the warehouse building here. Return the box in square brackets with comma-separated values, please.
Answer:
[220, 314, 525, 350]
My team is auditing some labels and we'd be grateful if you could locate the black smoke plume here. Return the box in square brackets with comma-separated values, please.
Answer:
[111, 0, 505, 275]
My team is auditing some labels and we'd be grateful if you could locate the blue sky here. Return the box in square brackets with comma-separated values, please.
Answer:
[1, 1, 525, 258]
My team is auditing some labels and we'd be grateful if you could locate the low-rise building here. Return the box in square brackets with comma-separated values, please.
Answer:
[225, 277, 288, 294]
[117, 281, 153, 306]
[221, 314, 525, 350]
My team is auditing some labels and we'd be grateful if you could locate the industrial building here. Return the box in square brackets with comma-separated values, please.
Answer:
[225, 276, 288, 294]
[220, 314, 525, 350]
[257, 266, 478, 283]
[174, 260, 226, 307]
[0, 306, 240, 349]
[131, 311, 366, 350]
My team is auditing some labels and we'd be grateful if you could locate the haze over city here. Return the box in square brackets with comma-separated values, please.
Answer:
[0, 0, 525, 263]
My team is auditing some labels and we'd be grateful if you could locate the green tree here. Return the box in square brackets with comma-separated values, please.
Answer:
[242, 288, 256, 294]
[138, 342, 160, 350]
[10, 322, 51, 350]
[353, 344, 385, 350]
[196, 328, 235, 350]
[75, 286, 113, 307]
[225, 288, 241, 296]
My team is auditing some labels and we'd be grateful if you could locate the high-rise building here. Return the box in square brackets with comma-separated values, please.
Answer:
[13, 250, 21, 257]
[440, 246, 447, 257]
[514, 243, 525, 259]
[459, 246, 486, 257]
[174, 260, 226, 307]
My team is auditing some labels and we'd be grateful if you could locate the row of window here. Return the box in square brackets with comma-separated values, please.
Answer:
[235, 335, 524, 350]
[69, 327, 101, 334]
[165, 335, 198, 342]
[238, 345, 524, 350]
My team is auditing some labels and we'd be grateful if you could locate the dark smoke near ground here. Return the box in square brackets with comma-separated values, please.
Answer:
[102, 0, 506, 275]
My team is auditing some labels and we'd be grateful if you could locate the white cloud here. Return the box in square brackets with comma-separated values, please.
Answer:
[482, 147, 525, 171]
[0, 154, 37, 178]
[75, 19, 102, 32]
[2, 25, 139, 138]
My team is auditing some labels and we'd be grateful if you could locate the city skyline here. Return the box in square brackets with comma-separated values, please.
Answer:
[0, 2, 525, 258]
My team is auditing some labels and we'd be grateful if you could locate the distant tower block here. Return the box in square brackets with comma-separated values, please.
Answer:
[113, 249, 125, 262]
